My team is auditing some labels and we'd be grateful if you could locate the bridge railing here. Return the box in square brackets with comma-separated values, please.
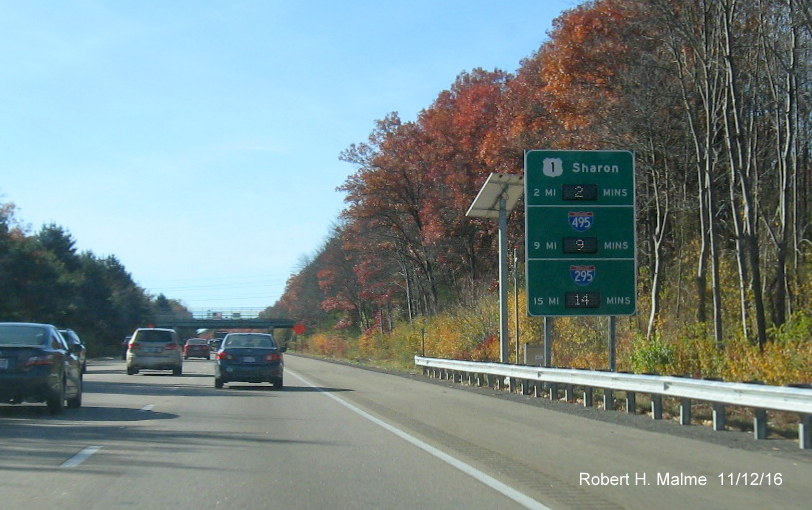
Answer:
[415, 356, 812, 449]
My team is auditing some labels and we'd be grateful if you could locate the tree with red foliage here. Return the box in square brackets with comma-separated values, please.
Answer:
[417, 68, 515, 298]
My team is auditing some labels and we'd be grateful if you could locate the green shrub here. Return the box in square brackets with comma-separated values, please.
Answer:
[630, 334, 673, 374]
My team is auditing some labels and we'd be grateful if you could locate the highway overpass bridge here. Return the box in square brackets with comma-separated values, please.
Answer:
[152, 309, 296, 331]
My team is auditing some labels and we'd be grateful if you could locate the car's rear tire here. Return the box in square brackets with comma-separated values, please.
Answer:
[47, 380, 66, 415]
[173, 366, 182, 376]
[126, 366, 138, 375]
[273, 377, 284, 390]
[214, 377, 224, 389]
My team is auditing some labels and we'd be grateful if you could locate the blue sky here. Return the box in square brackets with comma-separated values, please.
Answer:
[1, 0, 575, 312]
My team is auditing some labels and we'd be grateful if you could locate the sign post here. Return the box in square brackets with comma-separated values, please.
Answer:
[466, 173, 524, 363]
[525, 150, 636, 317]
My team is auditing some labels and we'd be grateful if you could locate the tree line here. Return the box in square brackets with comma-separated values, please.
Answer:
[270, 0, 812, 353]
[0, 203, 187, 353]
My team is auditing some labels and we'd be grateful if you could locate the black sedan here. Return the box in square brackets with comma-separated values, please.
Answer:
[59, 328, 87, 373]
[0, 322, 83, 414]
[214, 333, 285, 389]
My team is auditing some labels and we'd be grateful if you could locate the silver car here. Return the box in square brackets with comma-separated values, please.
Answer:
[126, 328, 183, 375]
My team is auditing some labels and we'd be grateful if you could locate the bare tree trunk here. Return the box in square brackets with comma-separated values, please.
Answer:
[720, 0, 768, 348]
[646, 144, 670, 340]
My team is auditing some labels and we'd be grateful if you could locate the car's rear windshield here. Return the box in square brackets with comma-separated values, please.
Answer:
[224, 334, 276, 348]
[186, 339, 207, 345]
[134, 330, 176, 343]
[0, 325, 48, 346]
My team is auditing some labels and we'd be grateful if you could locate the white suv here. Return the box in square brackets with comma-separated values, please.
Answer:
[126, 328, 183, 375]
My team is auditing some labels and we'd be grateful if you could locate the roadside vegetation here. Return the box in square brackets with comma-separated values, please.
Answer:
[0, 204, 190, 355]
[272, 1, 812, 386]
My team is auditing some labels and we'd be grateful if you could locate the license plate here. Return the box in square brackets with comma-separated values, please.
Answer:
[145, 347, 162, 353]
[242, 356, 256, 363]
[0, 358, 7, 369]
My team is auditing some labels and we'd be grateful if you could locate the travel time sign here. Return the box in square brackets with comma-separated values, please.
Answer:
[525, 150, 637, 316]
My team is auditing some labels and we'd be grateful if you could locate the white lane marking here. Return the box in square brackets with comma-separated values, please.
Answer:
[60, 446, 103, 468]
[140, 404, 155, 412]
[288, 369, 553, 510]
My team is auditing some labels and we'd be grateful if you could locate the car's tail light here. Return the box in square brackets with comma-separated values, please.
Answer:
[264, 353, 283, 362]
[165, 343, 178, 350]
[23, 354, 57, 367]
[129, 342, 141, 350]
[218, 351, 234, 360]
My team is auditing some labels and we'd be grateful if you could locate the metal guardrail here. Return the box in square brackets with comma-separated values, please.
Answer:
[415, 356, 812, 449]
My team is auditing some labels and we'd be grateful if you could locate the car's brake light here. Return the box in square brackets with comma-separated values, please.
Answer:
[264, 353, 283, 362]
[129, 342, 141, 350]
[23, 354, 57, 367]
[165, 343, 178, 350]
[218, 351, 233, 360]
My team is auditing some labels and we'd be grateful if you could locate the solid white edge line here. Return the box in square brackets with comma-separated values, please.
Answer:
[288, 369, 553, 510]
[60, 445, 103, 468]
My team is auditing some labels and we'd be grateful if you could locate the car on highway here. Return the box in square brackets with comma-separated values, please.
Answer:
[121, 335, 131, 360]
[59, 328, 87, 373]
[126, 328, 182, 375]
[183, 338, 211, 359]
[214, 332, 285, 389]
[0, 322, 83, 414]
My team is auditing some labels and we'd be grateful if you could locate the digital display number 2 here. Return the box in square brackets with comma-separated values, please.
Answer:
[563, 184, 598, 201]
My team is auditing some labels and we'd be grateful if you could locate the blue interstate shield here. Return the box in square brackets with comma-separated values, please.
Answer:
[568, 211, 594, 232]
[570, 265, 596, 286]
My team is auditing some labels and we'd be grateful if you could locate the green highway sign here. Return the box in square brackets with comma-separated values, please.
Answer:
[525, 150, 637, 316]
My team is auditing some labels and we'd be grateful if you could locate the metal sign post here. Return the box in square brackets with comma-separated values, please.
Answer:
[467, 173, 524, 363]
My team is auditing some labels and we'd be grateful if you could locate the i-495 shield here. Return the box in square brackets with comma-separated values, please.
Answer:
[568, 211, 594, 232]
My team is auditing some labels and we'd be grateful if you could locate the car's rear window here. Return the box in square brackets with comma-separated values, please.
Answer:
[224, 334, 276, 348]
[0, 325, 48, 346]
[134, 330, 176, 343]
[186, 339, 207, 345]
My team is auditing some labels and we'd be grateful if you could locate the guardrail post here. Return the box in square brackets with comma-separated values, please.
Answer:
[549, 382, 559, 401]
[651, 394, 663, 419]
[604, 389, 615, 411]
[583, 387, 593, 407]
[800, 414, 811, 449]
[533, 381, 541, 398]
[754, 409, 768, 440]
[713, 403, 726, 431]
[680, 398, 692, 425]
[565, 384, 575, 403]
[626, 392, 636, 414]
